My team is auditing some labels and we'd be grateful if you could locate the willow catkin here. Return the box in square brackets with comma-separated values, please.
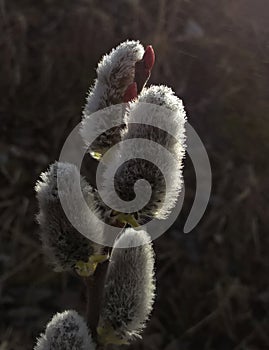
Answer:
[34, 310, 96, 350]
[35, 162, 104, 273]
[101, 85, 186, 221]
[98, 228, 155, 345]
[81, 40, 144, 159]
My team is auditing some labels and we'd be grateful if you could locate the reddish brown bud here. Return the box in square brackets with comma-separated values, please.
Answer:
[143, 45, 155, 70]
[123, 82, 138, 102]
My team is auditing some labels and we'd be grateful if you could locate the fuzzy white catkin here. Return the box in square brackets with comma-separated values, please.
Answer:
[128, 84, 187, 153]
[81, 40, 144, 157]
[101, 85, 186, 220]
[84, 40, 144, 114]
[35, 161, 104, 271]
[34, 310, 96, 350]
[98, 228, 156, 344]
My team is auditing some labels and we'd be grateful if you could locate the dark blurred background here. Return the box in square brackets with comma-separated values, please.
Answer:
[0, 0, 269, 349]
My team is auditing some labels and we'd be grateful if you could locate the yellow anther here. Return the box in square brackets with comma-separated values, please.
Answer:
[90, 151, 102, 160]
[97, 325, 129, 346]
[115, 213, 139, 228]
[75, 254, 108, 277]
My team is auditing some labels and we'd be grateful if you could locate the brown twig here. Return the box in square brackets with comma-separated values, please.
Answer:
[84, 260, 110, 342]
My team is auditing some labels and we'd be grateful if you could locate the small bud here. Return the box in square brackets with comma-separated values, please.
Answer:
[143, 45, 155, 70]
[123, 82, 138, 103]
[34, 310, 96, 350]
[134, 45, 155, 93]
[35, 162, 105, 274]
[81, 40, 144, 160]
[98, 228, 155, 345]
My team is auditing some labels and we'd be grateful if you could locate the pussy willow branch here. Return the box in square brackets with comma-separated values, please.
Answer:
[84, 260, 109, 342]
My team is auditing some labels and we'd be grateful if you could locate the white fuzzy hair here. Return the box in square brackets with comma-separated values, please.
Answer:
[84, 40, 144, 114]
[81, 40, 144, 157]
[98, 228, 155, 343]
[35, 162, 104, 271]
[34, 310, 95, 350]
[124, 84, 186, 157]
[100, 85, 186, 219]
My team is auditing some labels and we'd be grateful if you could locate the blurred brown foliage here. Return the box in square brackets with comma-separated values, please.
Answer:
[0, 0, 269, 349]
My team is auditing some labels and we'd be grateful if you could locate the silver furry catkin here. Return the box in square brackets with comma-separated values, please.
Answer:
[101, 85, 186, 223]
[35, 162, 106, 275]
[84, 40, 144, 113]
[126, 84, 186, 156]
[97, 228, 155, 345]
[81, 40, 144, 160]
[34, 310, 96, 350]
